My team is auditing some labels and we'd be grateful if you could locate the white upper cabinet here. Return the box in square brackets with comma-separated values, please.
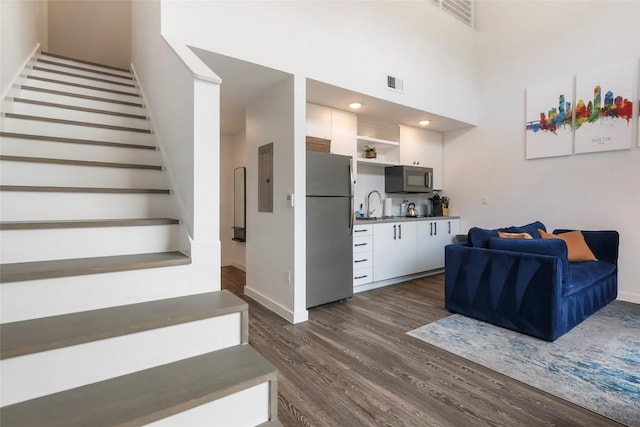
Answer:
[306, 103, 332, 140]
[330, 108, 357, 159]
[399, 125, 443, 190]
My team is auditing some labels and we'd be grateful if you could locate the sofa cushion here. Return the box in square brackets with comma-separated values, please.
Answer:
[468, 221, 546, 248]
[562, 261, 616, 296]
[539, 229, 597, 262]
[488, 237, 570, 282]
[497, 231, 533, 239]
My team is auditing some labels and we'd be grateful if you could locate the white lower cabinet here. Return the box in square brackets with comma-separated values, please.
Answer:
[353, 225, 373, 286]
[372, 222, 418, 282]
[417, 219, 460, 272]
[354, 218, 459, 290]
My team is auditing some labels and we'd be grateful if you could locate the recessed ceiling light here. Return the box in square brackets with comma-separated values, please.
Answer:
[349, 102, 362, 109]
[419, 120, 430, 126]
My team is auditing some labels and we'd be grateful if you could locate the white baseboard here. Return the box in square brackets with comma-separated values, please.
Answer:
[221, 260, 246, 272]
[354, 269, 443, 294]
[244, 286, 307, 324]
[618, 292, 640, 304]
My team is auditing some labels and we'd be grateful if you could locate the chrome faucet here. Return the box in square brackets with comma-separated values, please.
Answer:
[366, 190, 382, 218]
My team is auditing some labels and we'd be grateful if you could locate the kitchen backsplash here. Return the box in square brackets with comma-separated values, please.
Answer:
[355, 163, 436, 217]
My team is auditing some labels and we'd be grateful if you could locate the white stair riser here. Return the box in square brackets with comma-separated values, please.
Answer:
[37, 54, 132, 78]
[1, 117, 154, 145]
[1, 225, 182, 263]
[0, 192, 174, 221]
[29, 60, 135, 86]
[0, 314, 243, 406]
[3, 101, 151, 130]
[1, 160, 167, 188]
[147, 382, 270, 427]
[7, 87, 146, 116]
[26, 68, 139, 95]
[0, 137, 160, 164]
[0, 263, 210, 323]
[18, 77, 143, 104]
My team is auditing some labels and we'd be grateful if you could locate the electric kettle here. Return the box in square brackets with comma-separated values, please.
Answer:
[406, 202, 418, 217]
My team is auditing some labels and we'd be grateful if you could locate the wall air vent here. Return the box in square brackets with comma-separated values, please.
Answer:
[428, 0, 474, 28]
[387, 75, 404, 93]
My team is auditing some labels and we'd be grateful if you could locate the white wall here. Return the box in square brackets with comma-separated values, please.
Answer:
[0, 0, 47, 97]
[131, 0, 221, 292]
[160, 0, 479, 126]
[220, 131, 247, 270]
[47, 0, 131, 69]
[245, 76, 304, 322]
[444, 1, 640, 303]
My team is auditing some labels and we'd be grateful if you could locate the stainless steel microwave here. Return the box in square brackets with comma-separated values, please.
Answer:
[384, 166, 434, 193]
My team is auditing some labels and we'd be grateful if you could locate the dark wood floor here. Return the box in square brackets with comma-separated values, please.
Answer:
[221, 266, 621, 427]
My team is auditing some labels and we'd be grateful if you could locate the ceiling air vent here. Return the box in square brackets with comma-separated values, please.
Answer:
[387, 75, 404, 93]
[428, 0, 474, 28]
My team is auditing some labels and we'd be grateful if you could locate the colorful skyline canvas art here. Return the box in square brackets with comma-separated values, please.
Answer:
[574, 62, 634, 154]
[525, 78, 573, 159]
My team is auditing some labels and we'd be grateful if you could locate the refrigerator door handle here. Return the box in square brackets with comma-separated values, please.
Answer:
[348, 160, 354, 235]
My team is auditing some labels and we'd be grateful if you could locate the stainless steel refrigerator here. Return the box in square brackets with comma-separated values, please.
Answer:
[306, 151, 354, 308]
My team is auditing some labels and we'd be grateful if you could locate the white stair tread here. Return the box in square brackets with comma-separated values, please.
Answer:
[0, 218, 178, 230]
[39, 52, 131, 75]
[0, 132, 156, 150]
[3, 100, 151, 129]
[0, 155, 161, 170]
[3, 113, 151, 133]
[28, 65, 136, 88]
[26, 69, 139, 94]
[0, 290, 246, 359]
[0, 345, 277, 427]
[20, 77, 142, 103]
[34, 58, 133, 81]
[0, 251, 190, 283]
[2, 116, 154, 144]
[9, 86, 145, 114]
[0, 191, 172, 222]
[10, 97, 147, 119]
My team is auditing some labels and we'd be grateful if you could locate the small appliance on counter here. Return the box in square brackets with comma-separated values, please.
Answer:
[383, 198, 393, 217]
[406, 202, 418, 217]
[430, 193, 443, 217]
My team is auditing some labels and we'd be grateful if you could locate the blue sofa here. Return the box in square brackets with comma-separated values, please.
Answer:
[444, 221, 618, 341]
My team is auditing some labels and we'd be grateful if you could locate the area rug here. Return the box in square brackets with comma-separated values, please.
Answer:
[407, 301, 640, 426]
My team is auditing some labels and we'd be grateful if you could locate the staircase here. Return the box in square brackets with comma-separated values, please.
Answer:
[0, 52, 280, 426]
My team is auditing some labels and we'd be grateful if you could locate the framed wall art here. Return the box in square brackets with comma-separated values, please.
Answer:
[525, 78, 573, 159]
[574, 62, 634, 154]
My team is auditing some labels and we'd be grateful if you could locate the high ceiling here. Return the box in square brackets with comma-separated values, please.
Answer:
[192, 48, 473, 136]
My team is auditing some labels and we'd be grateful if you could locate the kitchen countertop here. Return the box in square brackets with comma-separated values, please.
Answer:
[355, 215, 459, 224]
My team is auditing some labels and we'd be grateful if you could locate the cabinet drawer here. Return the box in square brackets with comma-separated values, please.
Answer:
[353, 236, 373, 253]
[353, 225, 373, 237]
[353, 252, 373, 269]
[353, 267, 373, 286]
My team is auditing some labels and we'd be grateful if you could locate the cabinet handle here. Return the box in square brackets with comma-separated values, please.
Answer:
[434, 222, 438, 236]
[354, 258, 368, 263]
[430, 222, 433, 236]
[354, 243, 368, 247]
[393, 224, 397, 240]
[448, 221, 451, 234]
[399, 224, 402, 239]
[354, 229, 368, 233]
[355, 274, 368, 279]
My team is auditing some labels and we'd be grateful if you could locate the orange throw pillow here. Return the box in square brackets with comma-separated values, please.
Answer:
[498, 231, 533, 239]
[538, 229, 597, 262]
